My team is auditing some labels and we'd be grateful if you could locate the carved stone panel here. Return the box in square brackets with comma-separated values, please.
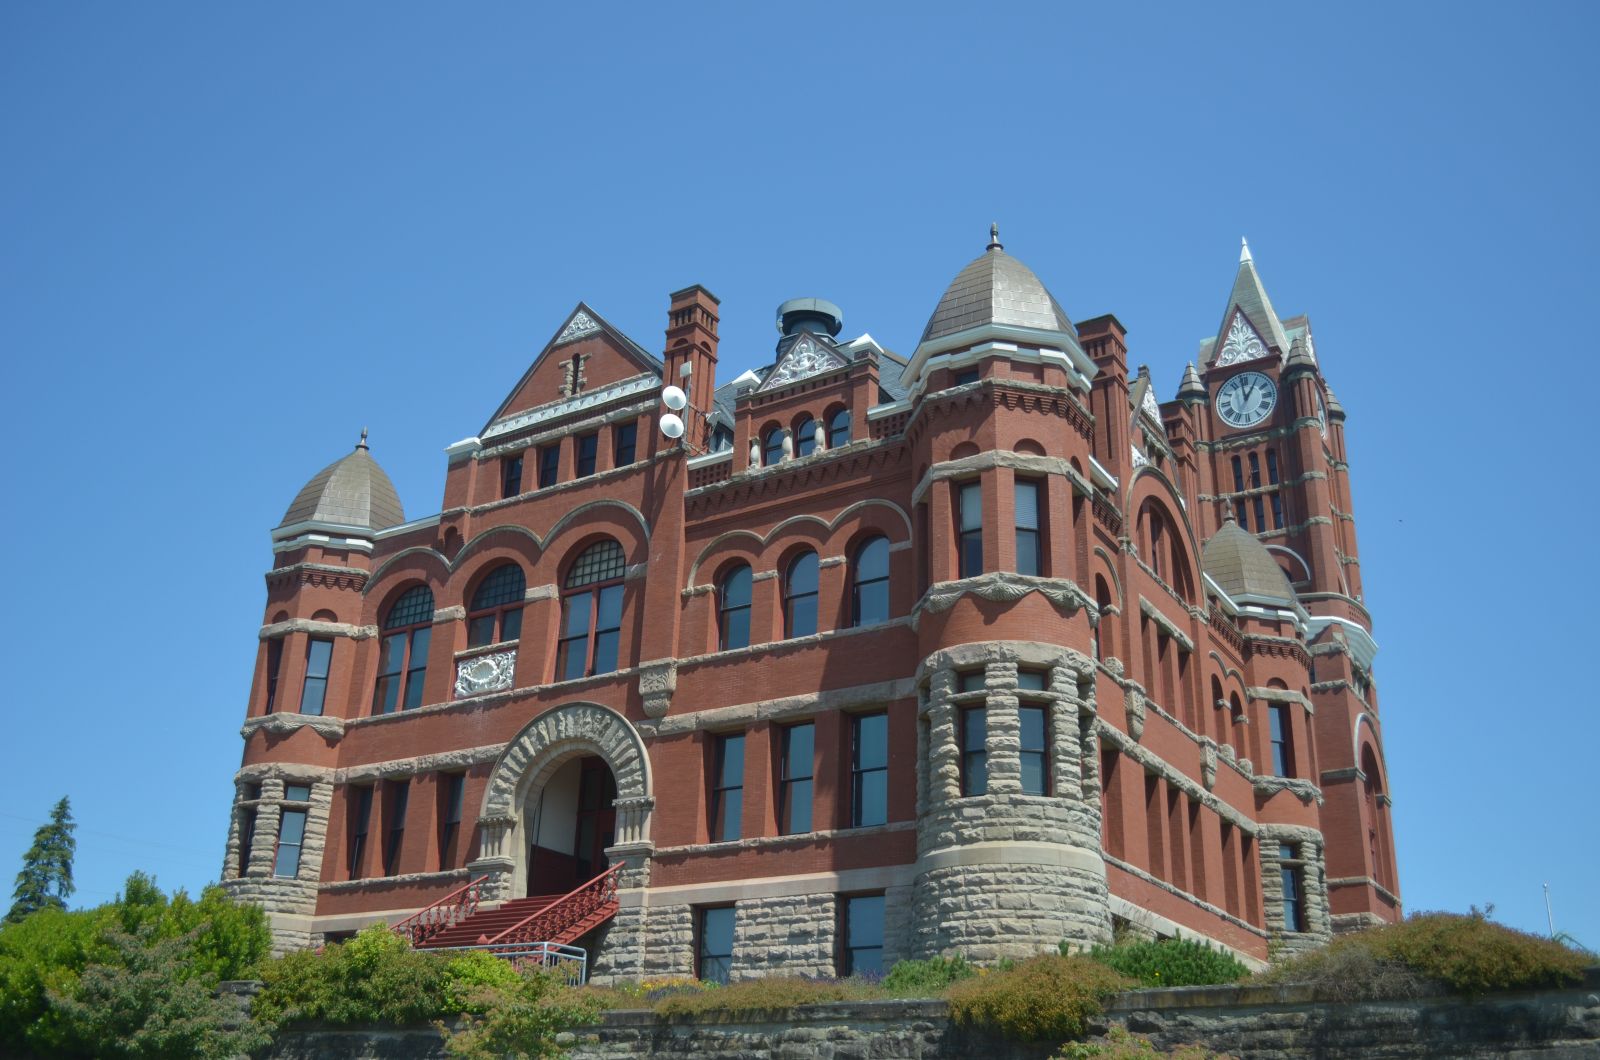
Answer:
[454, 650, 516, 698]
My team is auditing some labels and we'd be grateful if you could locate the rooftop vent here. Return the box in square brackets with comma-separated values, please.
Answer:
[776, 297, 843, 341]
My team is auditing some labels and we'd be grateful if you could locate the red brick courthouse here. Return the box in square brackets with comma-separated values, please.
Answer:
[222, 229, 1400, 979]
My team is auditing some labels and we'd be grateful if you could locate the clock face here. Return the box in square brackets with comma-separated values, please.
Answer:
[1216, 371, 1277, 428]
[1316, 390, 1328, 438]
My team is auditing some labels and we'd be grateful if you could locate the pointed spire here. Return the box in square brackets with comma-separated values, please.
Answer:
[987, 222, 1003, 252]
[1178, 362, 1207, 403]
[1240, 237, 1252, 264]
[357, 427, 369, 451]
[1285, 337, 1317, 375]
[1325, 385, 1346, 419]
[1208, 240, 1290, 365]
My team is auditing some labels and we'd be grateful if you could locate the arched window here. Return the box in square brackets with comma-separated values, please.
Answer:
[828, 407, 850, 449]
[467, 564, 525, 647]
[717, 563, 752, 651]
[851, 536, 890, 627]
[762, 428, 785, 467]
[373, 585, 434, 715]
[556, 540, 627, 681]
[1094, 576, 1115, 660]
[794, 416, 817, 458]
[783, 550, 819, 638]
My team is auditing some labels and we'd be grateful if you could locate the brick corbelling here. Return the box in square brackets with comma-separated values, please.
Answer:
[1244, 636, 1311, 667]
[685, 443, 910, 514]
[901, 378, 1095, 448]
[265, 563, 368, 591]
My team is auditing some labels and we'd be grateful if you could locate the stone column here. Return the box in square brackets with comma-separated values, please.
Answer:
[590, 843, 653, 984]
[466, 814, 518, 903]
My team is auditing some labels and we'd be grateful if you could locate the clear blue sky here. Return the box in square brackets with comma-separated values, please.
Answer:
[3, 4, 1595, 949]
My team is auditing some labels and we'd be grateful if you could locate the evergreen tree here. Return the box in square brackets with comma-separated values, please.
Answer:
[6, 796, 77, 924]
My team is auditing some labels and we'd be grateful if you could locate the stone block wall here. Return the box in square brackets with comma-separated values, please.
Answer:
[221, 772, 334, 952]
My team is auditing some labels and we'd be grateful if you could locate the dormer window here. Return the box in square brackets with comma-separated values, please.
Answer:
[467, 564, 525, 647]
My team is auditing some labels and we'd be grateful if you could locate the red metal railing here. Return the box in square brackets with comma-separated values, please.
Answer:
[392, 875, 488, 947]
[481, 864, 621, 948]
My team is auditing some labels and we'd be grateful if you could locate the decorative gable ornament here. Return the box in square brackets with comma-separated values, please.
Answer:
[555, 310, 602, 346]
[1140, 385, 1161, 425]
[1131, 444, 1149, 469]
[1215, 311, 1270, 367]
[757, 334, 847, 392]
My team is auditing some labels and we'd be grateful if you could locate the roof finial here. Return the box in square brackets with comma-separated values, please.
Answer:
[1240, 237, 1252, 264]
[987, 222, 1003, 252]
[1221, 499, 1236, 523]
[357, 427, 369, 450]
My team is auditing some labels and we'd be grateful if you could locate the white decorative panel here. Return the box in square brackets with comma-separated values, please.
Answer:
[758, 335, 847, 391]
[555, 310, 601, 345]
[455, 650, 516, 698]
[1215, 311, 1269, 366]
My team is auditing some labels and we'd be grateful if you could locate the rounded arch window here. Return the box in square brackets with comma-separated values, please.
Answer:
[717, 562, 753, 651]
[783, 550, 819, 639]
[851, 536, 890, 627]
[827, 407, 851, 449]
[374, 585, 434, 714]
[794, 415, 817, 458]
[556, 540, 627, 681]
[467, 563, 525, 647]
[762, 427, 785, 467]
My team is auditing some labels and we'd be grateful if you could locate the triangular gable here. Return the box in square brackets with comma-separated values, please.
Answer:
[756, 333, 848, 393]
[483, 303, 662, 432]
[1213, 308, 1272, 368]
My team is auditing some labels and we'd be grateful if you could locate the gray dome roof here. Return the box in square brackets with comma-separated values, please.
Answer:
[921, 231, 1076, 344]
[1203, 516, 1296, 602]
[279, 436, 405, 532]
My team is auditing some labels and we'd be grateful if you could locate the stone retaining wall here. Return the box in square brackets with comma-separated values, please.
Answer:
[264, 970, 1600, 1060]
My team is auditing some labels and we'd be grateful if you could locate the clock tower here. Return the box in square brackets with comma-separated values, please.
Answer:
[1190, 239, 1395, 934]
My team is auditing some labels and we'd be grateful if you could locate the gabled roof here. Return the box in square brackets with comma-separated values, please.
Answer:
[1205, 240, 1292, 367]
[482, 302, 662, 432]
[279, 433, 405, 532]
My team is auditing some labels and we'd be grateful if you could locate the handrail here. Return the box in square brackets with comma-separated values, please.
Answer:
[393, 874, 488, 947]
[481, 863, 621, 947]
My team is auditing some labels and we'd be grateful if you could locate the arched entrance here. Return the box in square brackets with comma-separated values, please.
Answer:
[471, 702, 654, 903]
[524, 755, 618, 896]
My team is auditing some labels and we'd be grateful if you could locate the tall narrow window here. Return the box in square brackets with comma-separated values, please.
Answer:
[538, 444, 559, 488]
[783, 551, 819, 638]
[851, 713, 888, 827]
[275, 784, 311, 878]
[238, 807, 256, 876]
[1266, 449, 1280, 485]
[374, 585, 434, 714]
[697, 906, 735, 984]
[716, 564, 752, 650]
[1015, 478, 1042, 576]
[960, 707, 987, 796]
[1248, 452, 1261, 488]
[779, 722, 814, 834]
[851, 536, 890, 627]
[1019, 706, 1049, 796]
[1236, 499, 1249, 530]
[827, 407, 851, 449]
[1280, 844, 1305, 932]
[438, 773, 465, 870]
[1269, 705, 1294, 777]
[347, 785, 373, 880]
[794, 416, 817, 458]
[958, 482, 983, 578]
[840, 894, 886, 977]
[467, 564, 525, 647]
[1253, 494, 1267, 530]
[613, 421, 637, 466]
[383, 780, 408, 877]
[264, 639, 284, 713]
[556, 540, 627, 680]
[576, 433, 598, 477]
[1270, 493, 1284, 530]
[300, 638, 333, 716]
[762, 428, 785, 466]
[501, 455, 523, 499]
[1231, 455, 1244, 492]
[710, 733, 745, 842]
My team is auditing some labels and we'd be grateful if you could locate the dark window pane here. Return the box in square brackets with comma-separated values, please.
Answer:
[577, 433, 598, 477]
[781, 723, 814, 835]
[591, 630, 620, 675]
[539, 445, 559, 488]
[274, 809, 306, 878]
[502, 455, 522, 498]
[699, 907, 735, 984]
[566, 539, 627, 587]
[828, 408, 851, 448]
[384, 586, 436, 629]
[615, 422, 637, 466]
[852, 714, 888, 827]
[785, 551, 819, 638]
[402, 629, 430, 710]
[1266, 449, 1280, 484]
[265, 640, 283, 713]
[719, 564, 752, 650]
[596, 584, 624, 630]
[1020, 704, 1049, 795]
[794, 417, 816, 457]
[852, 536, 891, 627]
[844, 894, 886, 976]
[284, 784, 311, 802]
[1017, 669, 1047, 691]
[301, 639, 332, 716]
[958, 670, 986, 694]
[854, 770, 886, 827]
[721, 605, 750, 651]
[961, 708, 988, 796]
[763, 430, 784, 466]
[954, 368, 979, 386]
[305, 639, 332, 678]
[467, 615, 495, 647]
[855, 713, 887, 769]
[718, 734, 745, 786]
[1016, 530, 1041, 576]
[500, 607, 523, 643]
[472, 565, 526, 610]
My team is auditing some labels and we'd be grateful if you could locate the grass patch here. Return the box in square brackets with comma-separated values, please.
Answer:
[881, 955, 976, 996]
[652, 976, 878, 1018]
[1080, 937, 1249, 988]
[945, 954, 1132, 1042]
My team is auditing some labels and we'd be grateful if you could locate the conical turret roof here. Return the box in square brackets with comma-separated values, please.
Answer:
[1203, 511, 1296, 603]
[279, 431, 405, 532]
[920, 225, 1077, 344]
[1205, 239, 1291, 366]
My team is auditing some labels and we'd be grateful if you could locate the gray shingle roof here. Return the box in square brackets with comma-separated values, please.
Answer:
[1203, 517, 1296, 603]
[1208, 255, 1291, 364]
[920, 246, 1076, 345]
[279, 441, 405, 531]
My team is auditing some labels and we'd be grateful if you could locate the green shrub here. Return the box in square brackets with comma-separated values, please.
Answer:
[253, 924, 451, 1026]
[654, 976, 871, 1017]
[944, 954, 1132, 1042]
[444, 950, 525, 1013]
[1081, 937, 1249, 988]
[1262, 911, 1589, 998]
[0, 906, 105, 1055]
[882, 954, 976, 996]
[1055, 1025, 1235, 1058]
[439, 968, 603, 1059]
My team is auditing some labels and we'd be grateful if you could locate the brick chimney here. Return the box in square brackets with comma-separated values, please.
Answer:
[665, 285, 720, 450]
